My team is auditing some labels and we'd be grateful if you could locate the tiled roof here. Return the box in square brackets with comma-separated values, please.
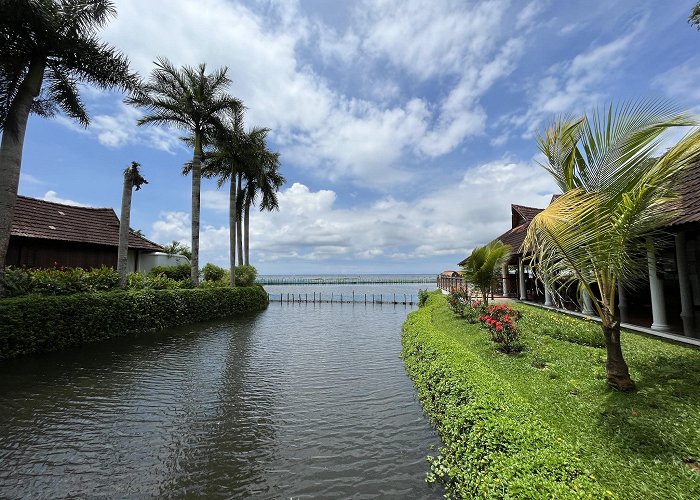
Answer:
[512, 204, 543, 221]
[11, 196, 164, 252]
[670, 162, 700, 226]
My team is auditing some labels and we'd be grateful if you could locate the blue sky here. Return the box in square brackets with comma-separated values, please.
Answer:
[16, 0, 700, 274]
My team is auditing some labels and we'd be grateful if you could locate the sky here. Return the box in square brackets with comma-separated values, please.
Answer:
[16, 0, 700, 274]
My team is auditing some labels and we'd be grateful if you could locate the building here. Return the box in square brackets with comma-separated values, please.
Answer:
[458, 168, 700, 338]
[6, 195, 164, 271]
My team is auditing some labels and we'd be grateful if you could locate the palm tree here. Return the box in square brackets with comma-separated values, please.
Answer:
[117, 161, 147, 287]
[198, 109, 247, 286]
[126, 58, 241, 285]
[524, 100, 700, 391]
[0, 0, 138, 292]
[239, 129, 284, 265]
[461, 240, 511, 306]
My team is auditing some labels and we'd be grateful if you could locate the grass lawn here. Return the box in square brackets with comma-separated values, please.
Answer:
[403, 292, 700, 499]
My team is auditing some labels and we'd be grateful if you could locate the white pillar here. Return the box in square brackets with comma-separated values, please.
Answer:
[617, 284, 628, 324]
[581, 288, 596, 315]
[543, 279, 553, 307]
[647, 238, 670, 332]
[502, 264, 510, 296]
[518, 258, 527, 300]
[676, 232, 693, 319]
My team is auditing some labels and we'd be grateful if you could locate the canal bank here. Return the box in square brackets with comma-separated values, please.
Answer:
[0, 299, 440, 498]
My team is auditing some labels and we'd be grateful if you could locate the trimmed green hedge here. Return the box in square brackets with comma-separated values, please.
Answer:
[513, 303, 606, 348]
[0, 285, 268, 360]
[402, 292, 606, 499]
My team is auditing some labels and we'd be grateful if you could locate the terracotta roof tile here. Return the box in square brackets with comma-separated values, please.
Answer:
[670, 162, 700, 226]
[512, 204, 543, 221]
[11, 196, 164, 252]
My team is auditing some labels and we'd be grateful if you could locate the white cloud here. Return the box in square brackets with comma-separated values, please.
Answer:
[42, 190, 91, 207]
[653, 59, 700, 104]
[157, 162, 558, 268]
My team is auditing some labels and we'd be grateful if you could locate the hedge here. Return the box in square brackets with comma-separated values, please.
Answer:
[513, 303, 606, 348]
[0, 285, 268, 360]
[402, 292, 606, 499]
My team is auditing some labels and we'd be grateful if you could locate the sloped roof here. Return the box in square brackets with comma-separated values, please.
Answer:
[670, 162, 700, 227]
[11, 196, 164, 252]
[512, 204, 543, 221]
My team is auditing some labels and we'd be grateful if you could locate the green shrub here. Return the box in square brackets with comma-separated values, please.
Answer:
[463, 299, 487, 323]
[0, 266, 34, 297]
[234, 265, 257, 287]
[514, 304, 606, 348]
[148, 264, 191, 281]
[30, 267, 89, 295]
[84, 265, 120, 291]
[0, 286, 269, 360]
[479, 303, 522, 353]
[199, 279, 229, 289]
[202, 263, 226, 281]
[401, 292, 605, 498]
[447, 288, 470, 316]
[418, 289, 430, 307]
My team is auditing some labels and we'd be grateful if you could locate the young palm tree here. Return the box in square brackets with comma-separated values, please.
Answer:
[117, 161, 147, 287]
[0, 0, 138, 291]
[126, 58, 241, 285]
[461, 240, 511, 306]
[524, 100, 700, 391]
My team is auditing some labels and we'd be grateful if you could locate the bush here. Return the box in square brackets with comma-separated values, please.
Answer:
[514, 304, 606, 348]
[0, 266, 34, 297]
[446, 287, 470, 316]
[148, 264, 191, 281]
[479, 303, 522, 353]
[84, 265, 120, 291]
[463, 299, 487, 323]
[418, 289, 430, 307]
[0, 286, 269, 360]
[401, 293, 605, 498]
[202, 263, 226, 282]
[30, 267, 90, 295]
[234, 265, 257, 287]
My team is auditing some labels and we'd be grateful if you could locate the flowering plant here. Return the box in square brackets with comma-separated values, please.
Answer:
[479, 303, 521, 352]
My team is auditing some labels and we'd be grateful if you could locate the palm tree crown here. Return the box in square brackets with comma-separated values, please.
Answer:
[461, 240, 511, 306]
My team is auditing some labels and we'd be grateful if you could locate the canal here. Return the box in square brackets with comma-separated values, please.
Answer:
[0, 290, 439, 498]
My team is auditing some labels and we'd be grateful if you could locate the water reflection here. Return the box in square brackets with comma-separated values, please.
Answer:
[0, 303, 438, 498]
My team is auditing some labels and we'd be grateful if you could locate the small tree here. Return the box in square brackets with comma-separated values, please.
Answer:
[461, 240, 511, 306]
[116, 161, 147, 287]
[163, 241, 191, 260]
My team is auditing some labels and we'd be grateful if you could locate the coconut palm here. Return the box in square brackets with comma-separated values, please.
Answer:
[117, 161, 147, 287]
[0, 0, 138, 291]
[460, 240, 511, 306]
[239, 129, 284, 265]
[126, 58, 241, 285]
[524, 100, 700, 391]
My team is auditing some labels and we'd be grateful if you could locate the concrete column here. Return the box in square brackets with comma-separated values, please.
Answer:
[518, 258, 527, 300]
[581, 288, 596, 315]
[647, 238, 670, 332]
[502, 264, 510, 296]
[543, 277, 553, 307]
[617, 284, 628, 324]
[676, 232, 693, 319]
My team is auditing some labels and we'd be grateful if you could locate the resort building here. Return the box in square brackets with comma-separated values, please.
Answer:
[455, 169, 700, 339]
[7, 195, 164, 271]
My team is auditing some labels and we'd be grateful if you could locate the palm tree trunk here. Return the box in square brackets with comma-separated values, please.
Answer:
[190, 133, 202, 286]
[117, 173, 133, 287]
[236, 175, 243, 266]
[602, 315, 635, 391]
[244, 198, 250, 265]
[229, 174, 236, 287]
[0, 59, 45, 294]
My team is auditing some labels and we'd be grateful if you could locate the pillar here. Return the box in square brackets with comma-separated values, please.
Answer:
[518, 258, 527, 300]
[544, 279, 553, 307]
[647, 238, 670, 332]
[617, 284, 628, 324]
[676, 232, 693, 319]
[581, 288, 596, 315]
[502, 264, 510, 296]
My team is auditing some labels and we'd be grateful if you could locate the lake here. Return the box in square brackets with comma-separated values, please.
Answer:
[0, 282, 440, 498]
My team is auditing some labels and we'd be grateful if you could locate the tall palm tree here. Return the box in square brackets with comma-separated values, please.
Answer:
[524, 100, 700, 391]
[199, 109, 247, 286]
[0, 0, 138, 292]
[239, 129, 284, 265]
[117, 161, 147, 287]
[126, 58, 241, 285]
[460, 240, 511, 306]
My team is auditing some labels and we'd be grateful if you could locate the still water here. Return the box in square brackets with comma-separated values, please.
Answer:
[0, 298, 439, 498]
